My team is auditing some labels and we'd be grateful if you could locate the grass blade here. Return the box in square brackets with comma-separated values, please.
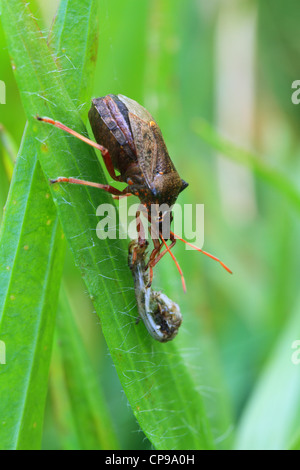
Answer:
[0, 0, 100, 449]
[48, 0, 99, 120]
[0, 128, 65, 449]
[48, 0, 119, 449]
[235, 296, 300, 450]
[55, 288, 119, 450]
[1, 0, 215, 449]
[193, 118, 300, 214]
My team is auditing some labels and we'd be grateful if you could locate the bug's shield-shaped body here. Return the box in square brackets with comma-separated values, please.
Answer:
[128, 240, 182, 342]
[89, 94, 188, 210]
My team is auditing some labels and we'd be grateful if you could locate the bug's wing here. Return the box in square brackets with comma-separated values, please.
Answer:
[91, 95, 136, 160]
[118, 95, 175, 187]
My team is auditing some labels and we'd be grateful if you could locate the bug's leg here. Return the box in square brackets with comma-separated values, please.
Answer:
[146, 237, 163, 288]
[50, 177, 130, 197]
[100, 147, 123, 182]
[146, 239, 162, 269]
[148, 267, 154, 288]
[136, 210, 146, 247]
[112, 193, 133, 200]
[36, 116, 122, 182]
[146, 221, 175, 270]
[150, 235, 177, 269]
[145, 215, 162, 270]
[146, 232, 179, 288]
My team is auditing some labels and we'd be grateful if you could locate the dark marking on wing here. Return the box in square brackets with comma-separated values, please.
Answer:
[117, 95, 177, 188]
[93, 95, 136, 160]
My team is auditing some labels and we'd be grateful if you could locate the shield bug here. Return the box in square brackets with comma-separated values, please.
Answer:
[37, 94, 232, 290]
[128, 240, 182, 342]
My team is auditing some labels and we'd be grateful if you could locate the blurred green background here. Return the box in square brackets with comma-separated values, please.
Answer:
[1, 0, 300, 450]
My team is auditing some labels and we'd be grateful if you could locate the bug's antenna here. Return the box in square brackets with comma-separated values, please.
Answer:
[160, 234, 187, 293]
[170, 231, 232, 274]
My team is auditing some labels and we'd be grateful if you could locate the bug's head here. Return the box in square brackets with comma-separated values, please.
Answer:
[143, 174, 188, 239]
[149, 173, 188, 207]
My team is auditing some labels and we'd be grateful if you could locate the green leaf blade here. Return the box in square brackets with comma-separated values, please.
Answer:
[193, 118, 300, 214]
[48, 0, 99, 120]
[0, 0, 101, 450]
[1, 0, 215, 449]
[55, 289, 119, 450]
[0, 132, 65, 449]
[235, 298, 300, 450]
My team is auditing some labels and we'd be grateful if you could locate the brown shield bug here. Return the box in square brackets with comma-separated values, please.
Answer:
[37, 94, 232, 290]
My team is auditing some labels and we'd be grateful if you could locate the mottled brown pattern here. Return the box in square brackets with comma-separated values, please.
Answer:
[89, 94, 188, 207]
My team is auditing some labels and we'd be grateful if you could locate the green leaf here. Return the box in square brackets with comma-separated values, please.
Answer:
[0, 129, 65, 449]
[257, 0, 300, 127]
[0, 123, 17, 167]
[0, 124, 16, 225]
[0, 0, 100, 450]
[288, 429, 300, 450]
[54, 288, 119, 450]
[48, 0, 99, 122]
[1, 0, 215, 449]
[235, 296, 300, 450]
[193, 118, 300, 214]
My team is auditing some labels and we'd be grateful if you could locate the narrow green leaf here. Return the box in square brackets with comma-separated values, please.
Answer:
[47, 335, 81, 450]
[0, 0, 100, 449]
[193, 118, 300, 214]
[288, 429, 300, 450]
[1, 0, 215, 449]
[0, 128, 65, 449]
[48, 0, 99, 122]
[48, 0, 119, 450]
[235, 296, 300, 450]
[0, 123, 17, 167]
[55, 288, 119, 450]
[0, 124, 16, 225]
